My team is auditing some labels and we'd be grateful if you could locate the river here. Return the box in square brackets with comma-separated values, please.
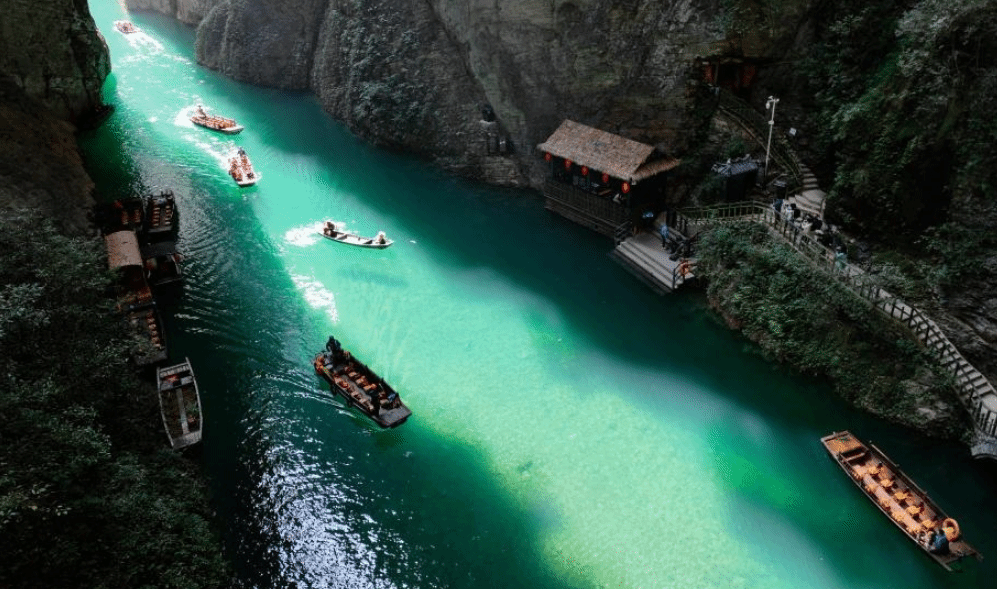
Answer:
[80, 3, 996, 588]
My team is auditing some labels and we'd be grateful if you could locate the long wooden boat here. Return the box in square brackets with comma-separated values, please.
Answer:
[140, 241, 184, 287]
[228, 147, 259, 187]
[190, 105, 244, 134]
[156, 358, 202, 449]
[320, 221, 393, 249]
[144, 190, 178, 239]
[313, 336, 411, 428]
[126, 304, 168, 366]
[821, 431, 983, 570]
[114, 20, 139, 34]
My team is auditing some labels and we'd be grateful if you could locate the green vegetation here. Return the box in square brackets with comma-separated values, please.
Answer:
[695, 221, 966, 437]
[804, 0, 997, 243]
[0, 213, 230, 589]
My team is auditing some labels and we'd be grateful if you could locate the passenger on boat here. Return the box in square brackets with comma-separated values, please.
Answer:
[375, 231, 387, 245]
[324, 222, 339, 237]
[927, 526, 950, 555]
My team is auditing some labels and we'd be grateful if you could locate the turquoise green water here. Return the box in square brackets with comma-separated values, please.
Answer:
[81, 4, 996, 588]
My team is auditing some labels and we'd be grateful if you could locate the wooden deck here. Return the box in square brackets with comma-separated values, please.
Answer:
[610, 230, 694, 294]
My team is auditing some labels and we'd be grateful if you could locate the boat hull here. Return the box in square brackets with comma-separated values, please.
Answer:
[192, 119, 244, 134]
[156, 358, 202, 449]
[820, 431, 982, 570]
[313, 346, 410, 428]
[320, 223, 393, 249]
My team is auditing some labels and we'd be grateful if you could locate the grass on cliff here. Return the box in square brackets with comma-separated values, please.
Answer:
[0, 213, 231, 589]
[695, 221, 967, 438]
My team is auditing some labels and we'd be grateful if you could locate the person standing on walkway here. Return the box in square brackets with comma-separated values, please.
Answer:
[659, 223, 669, 249]
[835, 248, 848, 271]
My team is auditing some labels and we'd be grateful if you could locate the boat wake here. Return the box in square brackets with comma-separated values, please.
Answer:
[291, 274, 339, 323]
[284, 223, 325, 248]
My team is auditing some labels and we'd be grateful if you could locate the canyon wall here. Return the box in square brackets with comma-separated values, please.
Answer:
[127, 0, 813, 186]
[0, 0, 110, 233]
[1, 0, 110, 121]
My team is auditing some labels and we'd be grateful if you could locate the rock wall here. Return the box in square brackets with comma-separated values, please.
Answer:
[1, 0, 110, 121]
[128, 0, 819, 187]
[0, 0, 110, 234]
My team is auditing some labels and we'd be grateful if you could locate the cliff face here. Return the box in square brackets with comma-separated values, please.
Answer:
[1, 0, 110, 121]
[130, 0, 813, 186]
[0, 0, 110, 234]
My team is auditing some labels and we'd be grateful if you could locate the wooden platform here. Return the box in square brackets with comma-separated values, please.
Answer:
[610, 231, 694, 294]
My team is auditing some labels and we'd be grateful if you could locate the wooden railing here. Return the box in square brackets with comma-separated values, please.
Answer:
[678, 201, 997, 453]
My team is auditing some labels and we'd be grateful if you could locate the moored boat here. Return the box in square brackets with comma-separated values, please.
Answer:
[126, 304, 168, 366]
[320, 221, 392, 249]
[156, 358, 202, 449]
[140, 241, 184, 287]
[228, 147, 259, 187]
[820, 431, 983, 571]
[114, 20, 138, 34]
[190, 105, 244, 134]
[313, 336, 411, 428]
[144, 190, 178, 239]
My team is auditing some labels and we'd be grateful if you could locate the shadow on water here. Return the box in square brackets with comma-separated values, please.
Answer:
[78, 100, 591, 589]
[85, 8, 997, 588]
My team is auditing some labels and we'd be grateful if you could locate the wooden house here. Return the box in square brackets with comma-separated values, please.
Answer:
[537, 120, 679, 237]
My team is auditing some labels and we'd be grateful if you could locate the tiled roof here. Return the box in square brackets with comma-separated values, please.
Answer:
[537, 120, 679, 184]
[105, 230, 142, 268]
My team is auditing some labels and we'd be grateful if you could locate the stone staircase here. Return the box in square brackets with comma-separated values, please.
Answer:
[787, 163, 826, 218]
[674, 202, 997, 459]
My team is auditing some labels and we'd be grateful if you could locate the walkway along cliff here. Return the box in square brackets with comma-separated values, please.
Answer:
[676, 201, 997, 460]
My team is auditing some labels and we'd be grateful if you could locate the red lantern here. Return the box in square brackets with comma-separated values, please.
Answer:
[564, 159, 572, 170]
[581, 166, 588, 176]
[622, 182, 631, 194]
[602, 173, 609, 184]
[544, 152, 552, 162]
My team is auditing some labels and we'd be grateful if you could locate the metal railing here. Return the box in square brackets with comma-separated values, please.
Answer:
[714, 89, 804, 189]
[677, 201, 997, 449]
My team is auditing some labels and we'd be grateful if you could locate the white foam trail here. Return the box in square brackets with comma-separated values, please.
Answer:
[291, 274, 339, 323]
[285, 223, 324, 248]
[174, 105, 197, 128]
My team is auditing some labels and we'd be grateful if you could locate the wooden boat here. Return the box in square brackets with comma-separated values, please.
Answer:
[140, 241, 184, 287]
[114, 20, 138, 34]
[228, 147, 259, 187]
[156, 358, 203, 449]
[313, 336, 411, 428]
[126, 304, 168, 366]
[190, 105, 244, 134]
[95, 197, 144, 234]
[143, 190, 178, 239]
[821, 431, 983, 570]
[320, 221, 393, 249]
[105, 229, 153, 311]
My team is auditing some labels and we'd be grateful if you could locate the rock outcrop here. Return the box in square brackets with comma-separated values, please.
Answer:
[1, 0, 110, 121]
[0, 0, 110, 234]
[0, 80, 96, 235]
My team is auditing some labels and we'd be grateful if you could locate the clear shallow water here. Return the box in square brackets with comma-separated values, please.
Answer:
[82, 3, 997, 588]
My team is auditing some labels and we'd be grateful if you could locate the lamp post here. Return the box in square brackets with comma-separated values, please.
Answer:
[764, 96, 779, 181]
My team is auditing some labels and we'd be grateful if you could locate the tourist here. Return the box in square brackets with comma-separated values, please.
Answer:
[375, 231, 387, 245]
[927, 526, 950, 555]
[659, 223, 669, 249]
[835, 248, 848, 271]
